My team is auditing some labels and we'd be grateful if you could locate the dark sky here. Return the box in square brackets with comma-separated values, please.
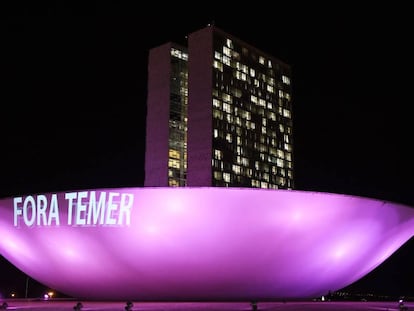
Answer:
[1, 1, 413, 299]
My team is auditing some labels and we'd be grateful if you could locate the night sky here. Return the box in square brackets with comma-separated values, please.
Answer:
[1, 2, 413, 299]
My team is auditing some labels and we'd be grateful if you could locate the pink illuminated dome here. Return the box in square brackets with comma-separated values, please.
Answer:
[1, 187, 414, 300]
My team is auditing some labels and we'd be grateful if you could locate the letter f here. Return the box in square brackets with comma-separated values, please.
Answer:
[13, 197, 23, 226]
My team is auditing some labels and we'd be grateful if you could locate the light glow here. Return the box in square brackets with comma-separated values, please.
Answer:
[1, 187, 414, 301]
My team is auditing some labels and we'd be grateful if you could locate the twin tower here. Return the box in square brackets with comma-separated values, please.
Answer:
[145, 25, 294, 189]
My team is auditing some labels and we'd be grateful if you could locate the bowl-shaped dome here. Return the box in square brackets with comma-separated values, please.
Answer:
[1, 187, 414, 300]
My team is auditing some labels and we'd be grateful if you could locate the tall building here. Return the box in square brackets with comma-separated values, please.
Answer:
[145, 25, 294, 189]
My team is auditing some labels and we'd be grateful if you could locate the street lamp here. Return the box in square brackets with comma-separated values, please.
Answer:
[25, 276, 29, 299]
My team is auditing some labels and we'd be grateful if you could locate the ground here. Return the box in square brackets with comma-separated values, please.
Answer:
[0, 300, 411, 311]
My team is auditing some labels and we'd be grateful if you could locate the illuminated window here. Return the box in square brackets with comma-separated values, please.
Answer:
[226, 39, 233, 48]
[213, 98, 221, 108]
[222, 55, 230, 66]
[267, 85, 274, 93]
[226, 113, 233, 123]
[168, 159, 180, 169]
[169, 149, 180, 159]
[223, 173, 231, 183]
[223, 46, 232, 57]
[171, 48, 188, 61]
[283, 109, 291, 118]
[214, 149, 223, 160]
[268, 111, 276, 121]
[268, 60, 272, 68]
[276, 177, 286, 186]
[226, 133, 232, 143]
[212, 159, 222, 169]
[232, 164, 241, 174]
[251, 95, 258, 104]
[259, 99, 266, 107]
[232, 50, 240, 60]
[267, 77, 275, 86]
[241, 157, 249, 166]
[214, 171, 222, 180]
[277, 158, 284, 168]
[169, 179, 180, 186]
[222, 93, 232, 102]
[284, 134, 290, 143]
[231, 87, 242, 98]
[213, 109, 223, 119]
[213, 60, 223, 72]
[223, 103, 232, 113]
[214, 128, 218, 138]
[259, 144, 267, 152]
[282, 75, 290, 85]
[259, 56, 265, 65]
[236, 71, 246, 81]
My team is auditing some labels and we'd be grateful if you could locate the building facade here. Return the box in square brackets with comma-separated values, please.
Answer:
[145, 26, 294, 189]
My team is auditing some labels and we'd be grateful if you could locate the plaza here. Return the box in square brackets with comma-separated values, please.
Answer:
[0, 299, 411, 311]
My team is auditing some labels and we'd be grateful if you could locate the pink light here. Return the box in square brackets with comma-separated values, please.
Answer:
[1, 187, 414, 300]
